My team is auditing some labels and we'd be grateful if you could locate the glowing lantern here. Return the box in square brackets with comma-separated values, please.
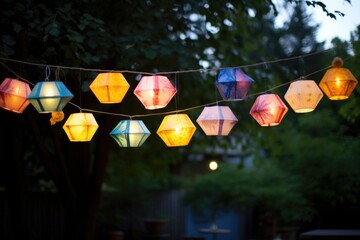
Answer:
[89, 72, 130, 103]
[63, 113, 98, 142]
[27, 81, 73, 113]
[0, 78, 31, 113]
[134, 75, 177, 110]
[157, 114, 196, 147]
[319, 57, 358, 100]
[196, 106, 238, 136]
[284, 80, 323, 113]
[216, 67, 254, 100]
[110, 119, 151, 147]
[249, 94, 288, 126]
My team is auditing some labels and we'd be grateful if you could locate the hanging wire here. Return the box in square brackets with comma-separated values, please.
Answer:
[45, 65, 51, 81]
[0, 47, 336, 76]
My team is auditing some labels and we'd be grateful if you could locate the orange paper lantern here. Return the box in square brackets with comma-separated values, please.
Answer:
[89, 72, 130, 103]
[196, 106, 238, 136]
[319, 57, 358, 100]
[249, 94, 288, 126]
[0, 78, 31, 113]
[284, 80, 323, 113]
[134, 75, 177, 110]
[157, 114, 196, 147]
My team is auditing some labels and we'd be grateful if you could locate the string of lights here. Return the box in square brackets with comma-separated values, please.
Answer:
[0, 46, 358, 146]
[0, 46, 346, 119]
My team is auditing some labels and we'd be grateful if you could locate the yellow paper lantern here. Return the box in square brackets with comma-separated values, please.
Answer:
[157, 114, 196, 147]
[319, 57, 358, 100]
[134, 75, 177, 110]
[284, 80, 323, 113]
[63, 113, 99, 142]
[249, 94, 288, 127]
[196, 106, 238, 136]
[89, 72, 130, 103]
[0, 78, 31, 113]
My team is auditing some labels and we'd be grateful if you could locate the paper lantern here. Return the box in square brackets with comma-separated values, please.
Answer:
[216, 67, 254, 100]
[319, 57, 358, 100]
[249, 94, 288, 126]
[134, 75, 177, 110]
[284, 80, 323, 113]
[0, 78, 31, 113]
[27, 81, 73, 113]
[89, 72, 130, 103]
[196, 106, 238, 136]
[157, 114, 196, 147]
[110, 119, 151, 147]
[63, 113, 98, 142]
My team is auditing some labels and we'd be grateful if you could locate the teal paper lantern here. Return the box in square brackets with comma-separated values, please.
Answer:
[110, 120, 151, 147]
[216, 68, 254, 100]
[27, 81, 74, 113]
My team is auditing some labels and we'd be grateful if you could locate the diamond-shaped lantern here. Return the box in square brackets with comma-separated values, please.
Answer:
[0, 78, 31, 113]
[89, 72, 130, 103]
[134, 75, 177, 110]
[319, 57, 358, 100]
[284, 80, 323, 113]
[63, 113, 99, 142]
[196, 106, 238, 136]
[216, 67, 254, 100]
[249, 94, 288, 127]
[27, 81, 73, 113]
[157, 114, 196, 147]
[110, 120, 151, 147]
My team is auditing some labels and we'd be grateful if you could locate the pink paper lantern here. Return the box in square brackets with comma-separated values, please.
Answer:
[249, 94, 288, 126]
[134, 75, 177, 110]
[0, 78, 31, 113]
[196, 106, 238, 136]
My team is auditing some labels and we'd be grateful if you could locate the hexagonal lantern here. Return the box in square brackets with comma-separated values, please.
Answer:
[0, 78, 31, 113]
[134, 75, 177, 110]
[196, 105, 238, 136]
[157, 113, 196, 147]
[216, 67, 254, 100]
[319, 57, 358, 100]
[63, 113, 99, 142]
[89, 72, 130, 104]
[27, 81, 73, 113]
[284, 80, 323, 113]
[249, 93, 288, 127]
[110, 119, 151, 147]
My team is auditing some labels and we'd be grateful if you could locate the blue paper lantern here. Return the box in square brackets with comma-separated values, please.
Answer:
[110, 120, 151, 147]
[216, 68, 254, 100]
[27, 81, 74, 113]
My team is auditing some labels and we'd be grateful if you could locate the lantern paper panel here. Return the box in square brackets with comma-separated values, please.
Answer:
[0, 78, 31, 113]
[110, 120, 151, 147]
[216, 68, 254, 100]
[134, 75, 177, 110]
[196, 106, 238, 136]
[249, 94, 288, 127]
[319, 67, 358, 100]
[63, 113, 99, 142]
[157, 114, 197, 147]
[284, 80, 323, 113]
[89, 72, 130, 104]
[27, 81, 74, 113]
